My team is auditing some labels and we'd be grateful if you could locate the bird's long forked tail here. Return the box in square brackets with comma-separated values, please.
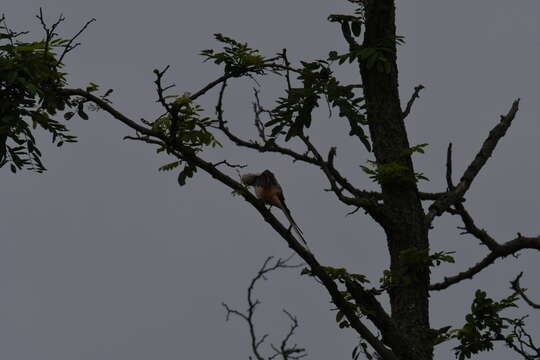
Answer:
[281, 206, 307, 245]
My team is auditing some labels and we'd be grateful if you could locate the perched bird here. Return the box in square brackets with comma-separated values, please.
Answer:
[241, 170, 307, 244]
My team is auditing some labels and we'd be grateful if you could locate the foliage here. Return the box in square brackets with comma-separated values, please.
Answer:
[451, 290, 521, 359]
[360, 160, 428, 185]
[266, 59, 371, 150]
[380, 249, 455, 289]
[0, 12, 97, 173]
[200, 33, 266, 76]
[359, 144, 429, 185]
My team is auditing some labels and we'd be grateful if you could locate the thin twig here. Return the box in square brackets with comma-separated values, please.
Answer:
[222, 256, 304, 360]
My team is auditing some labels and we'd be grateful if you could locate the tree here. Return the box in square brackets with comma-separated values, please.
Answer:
[2, 2, 539, 359]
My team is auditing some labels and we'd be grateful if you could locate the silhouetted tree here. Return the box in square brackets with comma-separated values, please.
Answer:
[2, 2, 539, 359]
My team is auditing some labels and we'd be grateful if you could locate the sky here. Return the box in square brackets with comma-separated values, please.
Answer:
[1, 1, 540, 359]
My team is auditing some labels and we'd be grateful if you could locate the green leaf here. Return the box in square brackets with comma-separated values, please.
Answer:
[78, 109, 89, 120]
[341, 22, 351, 37]
[158, 161, 180, 172]
[351, 21, 362, 37]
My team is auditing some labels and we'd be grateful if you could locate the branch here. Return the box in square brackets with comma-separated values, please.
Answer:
[445, 142, 454, 190]
[222, 256, 304, 360]
[401, 84, 424, 120]
[57, 16, 96, 65]
[66, 85, 405, 360]
[153, 66, 174, 118]
[269, 310, 307, 360]
[506, 317, 540, 359]
[215, 81, 388, 219]
[510, 273, 540, 310]
[300, 136, 387, 224]
[430, 234, 540, 291]
[61, 88, 158, 137]
[188, 59, 299, 103]
[426, 99, 520, 225]
[212, 160, 247, 169]
[447, 202, 500, 251]
[345, 281, 406, 349]
[215, 81, 319, 165]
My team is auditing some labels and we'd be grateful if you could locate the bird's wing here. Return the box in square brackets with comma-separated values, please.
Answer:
[241, 173, 259, 186]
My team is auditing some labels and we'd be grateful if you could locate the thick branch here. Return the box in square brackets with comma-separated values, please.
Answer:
[430, 235, 540, 290]
[426, 99, 520, 225]
[345, 281, 406, 349]
[65, 84, 408, 360]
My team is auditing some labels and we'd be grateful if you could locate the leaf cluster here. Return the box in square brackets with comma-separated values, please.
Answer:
[0, 15, 90, 172]
[147, 97, 220, 186]
[360, 144, 429, 185]
[451, 290, 521, 359]
[266, 60, 371, 150]
[200, 33, 265, 77]
[360, 160, 428, 185]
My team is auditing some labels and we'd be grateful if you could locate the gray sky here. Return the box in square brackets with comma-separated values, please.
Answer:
[2, 1, 540, 359]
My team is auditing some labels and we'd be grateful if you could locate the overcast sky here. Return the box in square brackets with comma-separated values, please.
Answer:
[2, 1, 540, 359]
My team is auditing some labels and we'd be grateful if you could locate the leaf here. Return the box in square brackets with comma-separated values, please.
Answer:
[336, 311, 345, 323]
[351, 21, 362, 37]
[341, 22, 351, 38]
[158, 161, 180, 172]
[78, 109, 89, 120]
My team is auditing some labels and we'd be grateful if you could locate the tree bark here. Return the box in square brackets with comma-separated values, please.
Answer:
[360, 1, 432, 359]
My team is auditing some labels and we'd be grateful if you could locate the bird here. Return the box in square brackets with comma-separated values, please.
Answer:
[241, 170, 307, 245]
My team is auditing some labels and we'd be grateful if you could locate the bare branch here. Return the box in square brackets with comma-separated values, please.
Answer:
[188, 59, 298, 103]
[61, 88, 158, 137]
[57, 17, 96, 65]
[401, 84, 424, 120]
[300, 138, 387, 224]
[222, 256, 304, 360]
[426, 99, 520, 225]
[36, 8, 65, 55]
[445, 142, 454, 190]
[447, 202, 500, 251]
[269, 310, 307, 360]
[212, 160, 247, 169]
[216, 81, 319, 165]
[511, 273, 540, 310]
[430, 235, 540, 291]
[505, 315, 540, 359]
[280, 49, 293, 92]
[153, 66, 175, 120]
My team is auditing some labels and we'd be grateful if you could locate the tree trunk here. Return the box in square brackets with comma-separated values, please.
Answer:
[360, 1, 432, 359]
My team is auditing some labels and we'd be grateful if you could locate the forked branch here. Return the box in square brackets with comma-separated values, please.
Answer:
[426, 99, 520, 225]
